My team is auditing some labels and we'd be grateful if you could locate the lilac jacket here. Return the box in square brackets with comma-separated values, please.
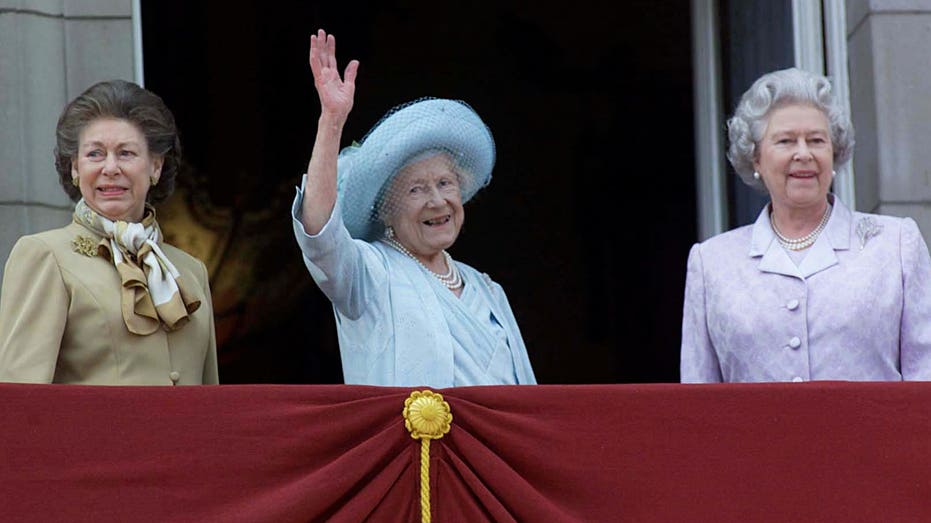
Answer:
[681, 196, 931, 383]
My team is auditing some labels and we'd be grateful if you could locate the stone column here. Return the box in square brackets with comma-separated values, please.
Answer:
[847, 0, 931, 243]
[0, 0, 135, 287]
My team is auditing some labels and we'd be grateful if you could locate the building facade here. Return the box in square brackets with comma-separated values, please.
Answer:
[0, 0, 139, 284]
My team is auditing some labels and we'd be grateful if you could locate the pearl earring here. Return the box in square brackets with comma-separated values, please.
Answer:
[753, 171, 760, 181]
[832, 170, 837, 178]
[384, 226, 395, 239]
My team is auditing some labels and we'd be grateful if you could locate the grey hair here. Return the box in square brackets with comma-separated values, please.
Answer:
[726, 67, 854, 191]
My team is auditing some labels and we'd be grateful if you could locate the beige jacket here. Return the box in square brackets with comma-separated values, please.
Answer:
[0, 221, 218, 385]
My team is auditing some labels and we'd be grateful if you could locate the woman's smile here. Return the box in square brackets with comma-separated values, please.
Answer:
[423, 214, 452, 226]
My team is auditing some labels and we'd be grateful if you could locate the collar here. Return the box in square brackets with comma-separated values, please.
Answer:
[749, 194, 852, 279]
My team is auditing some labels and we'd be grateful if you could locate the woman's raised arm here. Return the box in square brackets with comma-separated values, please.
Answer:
[301, 29, 359, 235]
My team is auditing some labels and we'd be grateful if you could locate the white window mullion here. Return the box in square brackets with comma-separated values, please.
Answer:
[792, 0, 825, 74]
[690, 0, 727, 240]
[132, 0, 145, 86]
[822, 0, 856, 210]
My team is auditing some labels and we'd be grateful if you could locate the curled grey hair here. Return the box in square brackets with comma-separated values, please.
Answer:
[726, 67, 854, 191]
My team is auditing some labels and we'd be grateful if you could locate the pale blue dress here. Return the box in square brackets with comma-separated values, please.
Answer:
[291, 177, 537, 387]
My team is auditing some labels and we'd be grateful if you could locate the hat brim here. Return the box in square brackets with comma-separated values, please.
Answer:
[336, 98, 495, 241]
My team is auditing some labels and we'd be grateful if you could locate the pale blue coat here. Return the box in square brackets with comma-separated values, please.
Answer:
[681, 196, 931, 383]
[291, 181, 536, 388]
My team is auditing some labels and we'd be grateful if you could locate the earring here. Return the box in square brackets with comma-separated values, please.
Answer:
[832, 170, 837, 178]
[150, 176, 159, 187]
[384, 225, 395, 239]
[72, 176, 79, 187]
[752, 171, 760, 181]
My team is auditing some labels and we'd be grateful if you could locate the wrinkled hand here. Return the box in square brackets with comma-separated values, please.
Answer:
[309, 28, 359, 121]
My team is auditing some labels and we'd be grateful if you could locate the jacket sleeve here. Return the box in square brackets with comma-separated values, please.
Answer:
[680, 243, 723, 383]
[898, 218, 931, 380]
[291, 177, 386, 320]
[198, 258, 219, 385]
[0, 237, 67, 383]
[488, 275, 537, 385]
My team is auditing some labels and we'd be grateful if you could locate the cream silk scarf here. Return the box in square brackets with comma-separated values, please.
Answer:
[74, 199, 200, 335]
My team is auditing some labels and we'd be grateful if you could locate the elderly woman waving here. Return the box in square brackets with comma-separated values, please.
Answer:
[292, 30, 536, 387]
[681, 67, 931, 383]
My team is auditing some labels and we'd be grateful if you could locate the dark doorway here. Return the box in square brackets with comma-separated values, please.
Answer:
[141, 0, 696, 384]
[720, 0, 794, 227]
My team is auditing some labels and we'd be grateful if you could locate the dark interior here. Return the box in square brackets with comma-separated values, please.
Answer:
[142, 0, 697, 384]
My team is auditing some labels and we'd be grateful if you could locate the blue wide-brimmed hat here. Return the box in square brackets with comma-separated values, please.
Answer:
[336, 97, 496, 241]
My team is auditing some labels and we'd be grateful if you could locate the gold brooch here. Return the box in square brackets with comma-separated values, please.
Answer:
[72, 235, 99, 257]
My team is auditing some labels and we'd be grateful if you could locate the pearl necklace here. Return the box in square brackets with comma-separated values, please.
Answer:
[382, 237, 463, 290]
[770, 203, 832, 251]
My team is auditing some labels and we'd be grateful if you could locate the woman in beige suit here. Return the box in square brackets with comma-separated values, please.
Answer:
[0, 79, 218, 385]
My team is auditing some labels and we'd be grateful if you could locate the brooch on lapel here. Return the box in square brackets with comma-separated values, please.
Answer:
[856, 217, 883, 250]
[72, 235, 99, 257]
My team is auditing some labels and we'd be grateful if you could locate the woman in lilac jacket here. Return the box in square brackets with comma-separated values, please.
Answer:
[681, 68, 931, 383]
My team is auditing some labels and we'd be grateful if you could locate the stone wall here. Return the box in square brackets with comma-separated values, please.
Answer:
[0, 0, 135, 287]
[847, 0, 931, 243]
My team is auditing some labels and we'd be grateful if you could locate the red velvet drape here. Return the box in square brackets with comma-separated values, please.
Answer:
[2, 382, 929, 522]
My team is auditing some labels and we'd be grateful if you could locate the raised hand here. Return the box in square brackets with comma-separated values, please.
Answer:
[301, 29, 360, 235]
[309, 29, 359, 122]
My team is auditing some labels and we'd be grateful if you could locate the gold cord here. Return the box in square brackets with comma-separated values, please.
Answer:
[403, 390, 453, 523]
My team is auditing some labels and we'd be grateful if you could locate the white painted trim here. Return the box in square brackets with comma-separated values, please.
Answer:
[822, 0, 856, 210]
[690, 0, 727, 240]
[132, 0, 144, 86]
[792, 0, 825, 74]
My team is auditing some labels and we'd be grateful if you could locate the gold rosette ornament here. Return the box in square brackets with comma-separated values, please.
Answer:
[403, 390, 452, 523]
